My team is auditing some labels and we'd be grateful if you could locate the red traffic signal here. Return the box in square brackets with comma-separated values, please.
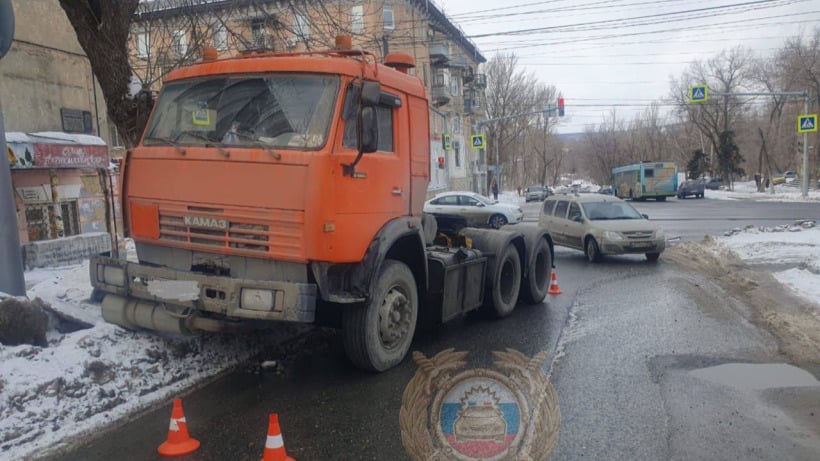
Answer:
[558, 98, 565, 117]
[437, 156, 445, 169]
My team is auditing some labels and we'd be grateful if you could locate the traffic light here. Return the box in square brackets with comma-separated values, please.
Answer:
[438, 156, 446, 169]
[558, 98, 565, 117]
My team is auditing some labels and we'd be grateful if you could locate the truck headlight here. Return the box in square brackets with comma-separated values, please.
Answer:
[603, 231, 624, 241]
[241, 288, 274, 311]
[99, 265, 126, 287]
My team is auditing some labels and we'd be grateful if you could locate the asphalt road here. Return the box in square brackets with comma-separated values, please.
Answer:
[59, 197, 820, 461]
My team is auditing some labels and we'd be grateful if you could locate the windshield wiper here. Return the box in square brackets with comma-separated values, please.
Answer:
[143, 136, 187, 156]
[173, 131, 230, 158]
[241, 136, 282, 161]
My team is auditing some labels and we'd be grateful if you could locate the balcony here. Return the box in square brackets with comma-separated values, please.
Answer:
[431, 85, 452, 107]
[472, 73, 487, 88]
[429, 42, 450, 66]
[449, 56, 467, 70]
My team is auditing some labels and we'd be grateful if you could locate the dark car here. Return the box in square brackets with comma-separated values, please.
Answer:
[704, 178, 723, 190]
[598, 186, 613, 195]
[525, 185, 549, 202]
[677, 179, 705, 199]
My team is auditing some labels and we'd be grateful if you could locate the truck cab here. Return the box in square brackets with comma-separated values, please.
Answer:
[91, 38, 554, 372]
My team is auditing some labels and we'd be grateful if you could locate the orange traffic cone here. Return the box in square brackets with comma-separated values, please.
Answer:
[547, 271, 562, 295]
[261, 413, 295, 461]
[158, 398, 200, 457]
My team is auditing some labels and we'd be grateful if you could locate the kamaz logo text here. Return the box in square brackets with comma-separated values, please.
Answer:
[183, 215, 228, 230]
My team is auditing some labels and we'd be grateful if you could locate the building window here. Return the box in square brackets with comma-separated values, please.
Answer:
[383, 6, 394, 30]
[172, 30, 187, 56]
[294, 14, 310, 40]
[455, 143, 461, 167]
[423, 63, 429, 86]
[136, 32, 150, 58]
[252, 20, 266, 47]
[109, 124, 124, 148]
[453, 115, 462, 134]
[213, 25, 228, 50]
[351, 5, 364, 33]
[450, 76, 460, 98]
[434, 69, 450, 88]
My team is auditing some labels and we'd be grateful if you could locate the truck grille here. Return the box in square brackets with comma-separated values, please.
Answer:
[156, 208, 304, 259]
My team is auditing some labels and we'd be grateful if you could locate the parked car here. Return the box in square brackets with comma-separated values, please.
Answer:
[704, 178, 723, 190]
[538, 194, 665, 262]
[677, 179, 705, 199]
[525, 185, 549, 202]
[424, 191, 524, 229]
[598, 186, 613, 195]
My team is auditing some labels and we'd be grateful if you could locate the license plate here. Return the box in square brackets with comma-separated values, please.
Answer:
[146, 279, 200, 302]
[631, 242, 652, 249]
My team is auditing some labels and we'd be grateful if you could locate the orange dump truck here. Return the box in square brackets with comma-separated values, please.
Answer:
[90, 39, 554, 371]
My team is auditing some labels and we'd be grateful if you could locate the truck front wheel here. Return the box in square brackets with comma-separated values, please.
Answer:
[342, 260, 418, 372]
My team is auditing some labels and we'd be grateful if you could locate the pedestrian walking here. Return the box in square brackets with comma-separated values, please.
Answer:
[492, 180, 499, 201]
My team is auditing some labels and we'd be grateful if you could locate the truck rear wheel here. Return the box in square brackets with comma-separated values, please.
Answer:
[487, 245, 522, 317]
[342, 260, 418, 372]
[520, 238, 552, 305]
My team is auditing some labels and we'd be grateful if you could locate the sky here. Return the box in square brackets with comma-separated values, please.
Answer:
[438, 0, 820, 134]
[1, 182, 819, 459]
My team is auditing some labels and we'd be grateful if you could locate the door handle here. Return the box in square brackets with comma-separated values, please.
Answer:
[392, 187, 403, 196]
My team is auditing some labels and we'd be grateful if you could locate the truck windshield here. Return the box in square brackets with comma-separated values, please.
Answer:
[143, 74, 339, 150]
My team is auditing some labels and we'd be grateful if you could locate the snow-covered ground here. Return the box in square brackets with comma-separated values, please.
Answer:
[0, 199, 818, 460]
[708, 180, 820, 202]
[0, 251, 303, 460]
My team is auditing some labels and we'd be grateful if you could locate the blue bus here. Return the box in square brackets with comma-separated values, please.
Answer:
[612, 162, 677, 201]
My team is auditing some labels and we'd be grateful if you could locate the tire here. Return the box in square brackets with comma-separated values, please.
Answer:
[646, 252, 660, 262]
[489, 214, 508, 229]
[585, 237, 602, 263]
[342, 260, 418, 372]
[520, 238, 552, 305]
[486, 245, 522, 317]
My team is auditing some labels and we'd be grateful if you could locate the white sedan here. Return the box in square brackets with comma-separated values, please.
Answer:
[424, 191, 524, 229]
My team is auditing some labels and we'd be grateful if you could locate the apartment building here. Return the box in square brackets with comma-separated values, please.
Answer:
[131, 0, 488, 194]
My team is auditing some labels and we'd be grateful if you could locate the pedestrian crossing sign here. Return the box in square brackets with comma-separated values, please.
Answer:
[689, 85, 708, 103]
[798, 114, 817, 133]
[471, 134, 486, 149]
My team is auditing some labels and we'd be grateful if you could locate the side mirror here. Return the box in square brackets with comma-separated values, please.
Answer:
[0, 0, 14, 60]
[360, 106, 379, 153]
[476, 202, 486, 207]
[361, 81, 381, 106]
[642, 214, 649, 219]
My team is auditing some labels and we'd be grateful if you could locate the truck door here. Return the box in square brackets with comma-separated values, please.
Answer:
[334, 85, 410, 219]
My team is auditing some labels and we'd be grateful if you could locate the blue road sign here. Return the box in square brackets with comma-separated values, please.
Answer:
[689, 85, 708, 103]
[798, 114, 817, 133]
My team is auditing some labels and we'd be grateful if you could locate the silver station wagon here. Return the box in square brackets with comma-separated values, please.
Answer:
[538, 194, 666, 262]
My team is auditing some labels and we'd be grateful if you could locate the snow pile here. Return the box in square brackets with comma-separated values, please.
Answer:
[718, 221, 820, 310]
[0, 261, 300, 460]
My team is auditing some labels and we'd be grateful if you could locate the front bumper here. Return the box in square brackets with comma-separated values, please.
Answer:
[90, 257, 317, 331]
[600, 238, 666, 255]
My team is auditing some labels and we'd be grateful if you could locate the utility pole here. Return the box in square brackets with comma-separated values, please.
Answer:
[0, 0, 25, 296]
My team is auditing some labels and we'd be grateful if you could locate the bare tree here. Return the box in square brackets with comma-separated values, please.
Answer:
[670, 47, 756, 181]
[484, 52, 540, 189]
[59, 1, 143, 146]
